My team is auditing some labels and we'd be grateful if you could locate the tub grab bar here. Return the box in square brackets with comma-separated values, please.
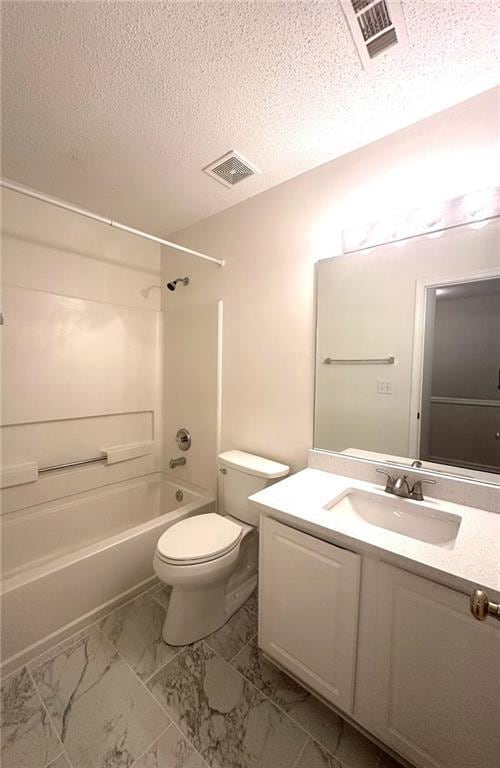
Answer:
[1, 442, 154, 487]
[323, 356, 395, 365]
[38, 455, 107, 474]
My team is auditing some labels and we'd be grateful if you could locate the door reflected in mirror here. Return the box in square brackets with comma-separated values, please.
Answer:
[314, 215, 500, 483]
[420, 278, 500, 474]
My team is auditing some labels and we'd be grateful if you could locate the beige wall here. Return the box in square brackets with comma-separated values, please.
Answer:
[162, 302, 219, 495]
[162, 87, 499, 478]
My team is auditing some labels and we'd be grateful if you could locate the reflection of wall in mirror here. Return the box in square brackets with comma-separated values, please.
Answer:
[314, 218, 500, 464]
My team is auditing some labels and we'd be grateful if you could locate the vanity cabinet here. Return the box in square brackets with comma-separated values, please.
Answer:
[358, 563, 500, 768]
[259, 516, 360, 713]
[259, 516, 500, 768]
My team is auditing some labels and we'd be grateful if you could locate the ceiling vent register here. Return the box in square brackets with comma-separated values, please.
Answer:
[340, 0, 408, 69]
[203, 150, 260, 189]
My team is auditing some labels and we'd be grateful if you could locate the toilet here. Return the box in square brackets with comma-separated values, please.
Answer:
[153, 450, 289, 645]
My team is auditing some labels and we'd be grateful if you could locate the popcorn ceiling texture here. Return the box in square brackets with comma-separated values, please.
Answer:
[1, 0, 499, 236]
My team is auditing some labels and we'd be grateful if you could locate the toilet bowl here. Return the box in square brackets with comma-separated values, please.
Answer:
[153, 450, 289, 645]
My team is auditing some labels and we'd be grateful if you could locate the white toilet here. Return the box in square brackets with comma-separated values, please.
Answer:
[153, 450, 289, 645]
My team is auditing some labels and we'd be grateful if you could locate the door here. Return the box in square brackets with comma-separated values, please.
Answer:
[259, 516, 360, 713]
[369, 563, 500, 768]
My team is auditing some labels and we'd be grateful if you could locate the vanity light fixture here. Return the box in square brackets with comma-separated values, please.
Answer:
[463, 188, 496, 230]
[344, 224, 372, 252]
[418, 202, 445, 234]
[341, 186, 500, 255]
[463, 188, 495, 220]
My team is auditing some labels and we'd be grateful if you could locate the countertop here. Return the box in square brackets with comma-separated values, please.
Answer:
[250, 468, 500, 599]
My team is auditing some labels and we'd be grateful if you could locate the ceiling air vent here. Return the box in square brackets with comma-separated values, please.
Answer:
[203, 150, 260, 189]
[340, 0, 408, 69]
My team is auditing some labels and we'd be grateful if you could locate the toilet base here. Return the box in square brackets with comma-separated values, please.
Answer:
[162, 572, 258, 646]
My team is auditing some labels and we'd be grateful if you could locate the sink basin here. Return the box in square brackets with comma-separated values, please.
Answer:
[325, 490, 461, 549]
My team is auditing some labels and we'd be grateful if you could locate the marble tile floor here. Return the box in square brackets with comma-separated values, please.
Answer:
[1, 584, 408, 768]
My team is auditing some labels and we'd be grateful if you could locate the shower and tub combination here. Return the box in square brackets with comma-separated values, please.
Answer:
[0, 269, 210, 673]
[0, 263, 211, 673]
[1, 472, 214, 671]
[0, 181, 226, 675]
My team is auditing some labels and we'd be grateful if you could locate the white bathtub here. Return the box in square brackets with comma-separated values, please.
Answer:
[0, 474, 214, 670]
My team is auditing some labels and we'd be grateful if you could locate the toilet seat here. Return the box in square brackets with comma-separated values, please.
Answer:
[156, 513, 243, 565]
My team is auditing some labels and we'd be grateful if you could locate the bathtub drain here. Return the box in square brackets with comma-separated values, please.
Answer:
[175, 489, 184, 503]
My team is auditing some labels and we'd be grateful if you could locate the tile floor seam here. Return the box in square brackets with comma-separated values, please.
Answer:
[141, 641, 186, 686]
[148, 589, 169, 610]
[27, 622, 100, 676]
[97, 589, 187, 686]
[142, 647, 226, 768]
[43, 754, 65, 768]
[42, 751, 65, 768]
[200, 640, 310, 757]
[220, 642, 325, 752]
[24, 581, 157, 679]
[310, 727, 404, 768]
[307, 734, 358, 768]
[291, 735, 310, 768]
[95, 582, 159, 624]
[0, 661, 25, 683]
[128, 722, 173, 768]
[225, 642, 378, 767]
[244, 596, 258, 616]
[26, 665, 75, 768]
[169, 721, 212, 768]
[155, 639, 310, 768]
[300, 726, 383, 768]
[227, 629, 258, 663]
[98, 627, 175, 724]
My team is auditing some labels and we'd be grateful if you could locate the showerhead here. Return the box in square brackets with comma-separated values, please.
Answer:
[166, 277, 190, 291]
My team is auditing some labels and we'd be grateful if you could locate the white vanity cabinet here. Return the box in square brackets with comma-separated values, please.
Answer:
[259, 515, 500, 768]
[259, 516, 361, 713]
[357, 563, 500, 768]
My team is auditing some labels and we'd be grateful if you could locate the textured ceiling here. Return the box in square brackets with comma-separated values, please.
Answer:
[1, 1, 499, 236]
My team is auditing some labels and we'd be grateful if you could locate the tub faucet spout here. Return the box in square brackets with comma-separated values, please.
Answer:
[169, 457, 186, 469]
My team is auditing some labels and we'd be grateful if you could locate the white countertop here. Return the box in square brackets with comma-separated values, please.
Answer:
[250, 468, 500, 598]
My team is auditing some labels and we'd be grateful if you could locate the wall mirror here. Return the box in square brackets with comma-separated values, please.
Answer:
[314, 190, 500, 484]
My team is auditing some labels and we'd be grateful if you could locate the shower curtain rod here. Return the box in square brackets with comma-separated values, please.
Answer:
[0, 179, 225, 267]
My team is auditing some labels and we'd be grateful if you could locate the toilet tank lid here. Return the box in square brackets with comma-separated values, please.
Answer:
[218, 450, 289, 479]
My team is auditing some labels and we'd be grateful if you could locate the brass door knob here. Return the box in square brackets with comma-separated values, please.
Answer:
[470, 589, 500, 621]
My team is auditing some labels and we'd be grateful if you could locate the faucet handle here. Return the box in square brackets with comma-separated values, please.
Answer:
[376, 468, 395, 493]
[410, 477, 437, 501]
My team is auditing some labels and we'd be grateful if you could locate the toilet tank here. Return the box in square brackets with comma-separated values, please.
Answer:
[218, 450, 289, 527]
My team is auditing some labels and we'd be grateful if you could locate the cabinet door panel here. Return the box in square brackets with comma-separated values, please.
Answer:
[259, 517, 360, 713]
[373, 564, 500, 768]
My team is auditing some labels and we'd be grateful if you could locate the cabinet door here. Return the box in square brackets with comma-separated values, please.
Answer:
[259, 516, 360, 713]
[371, 563, 500, 768]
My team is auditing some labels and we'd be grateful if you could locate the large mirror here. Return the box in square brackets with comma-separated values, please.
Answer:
[314, 194, 500, 483]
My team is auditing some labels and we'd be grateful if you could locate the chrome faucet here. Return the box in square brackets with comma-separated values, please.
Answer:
[376, 468, 437, 501]
[393, 474, 412, 498]
[169, 456, 186, 469]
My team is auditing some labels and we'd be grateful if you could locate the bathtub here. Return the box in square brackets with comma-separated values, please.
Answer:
[0, 474, 214, 671]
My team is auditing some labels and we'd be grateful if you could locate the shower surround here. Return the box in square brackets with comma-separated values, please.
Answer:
[0, 188, 166, 670]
